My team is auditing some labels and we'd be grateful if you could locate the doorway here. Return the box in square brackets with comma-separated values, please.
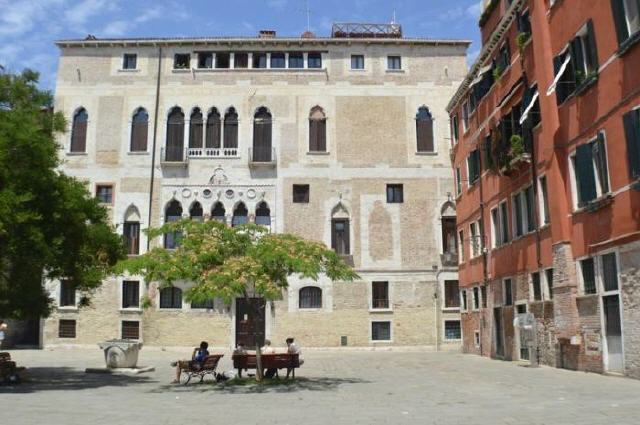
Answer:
[235, 298, 266, 349]
[494, 307, 504, 358]
[602, 294, 623, 373]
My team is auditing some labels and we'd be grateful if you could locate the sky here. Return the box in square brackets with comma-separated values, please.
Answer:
[0, 0, 483, 90]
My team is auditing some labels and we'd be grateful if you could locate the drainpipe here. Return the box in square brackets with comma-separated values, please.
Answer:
[478, 141, 488, 357]
[147, 45, 163, 251]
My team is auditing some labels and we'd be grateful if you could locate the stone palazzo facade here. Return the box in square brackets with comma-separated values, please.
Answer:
[43, 29, 469, 349]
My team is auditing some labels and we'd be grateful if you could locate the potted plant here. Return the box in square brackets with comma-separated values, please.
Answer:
[517, 32, 531, 54]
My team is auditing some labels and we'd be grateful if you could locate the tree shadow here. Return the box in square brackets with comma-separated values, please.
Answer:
[150, 376, 369, 395]
[0, 367, 155, 394]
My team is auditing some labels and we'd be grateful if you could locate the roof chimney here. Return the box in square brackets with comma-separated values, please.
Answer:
[301, 31, 316, 39]
[258, 30, 276, 38]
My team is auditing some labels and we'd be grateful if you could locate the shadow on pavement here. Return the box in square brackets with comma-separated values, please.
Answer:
[0, 367, 155, 394]
[151, 376, 370, 395]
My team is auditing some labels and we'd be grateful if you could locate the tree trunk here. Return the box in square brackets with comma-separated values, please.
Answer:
[246, 292, 264, 381]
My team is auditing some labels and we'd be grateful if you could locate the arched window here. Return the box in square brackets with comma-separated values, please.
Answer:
[224, 107, 238, 149]
[190, 202, 204, 221]
[159, 286, 182, 309]
[123, 205, 141, 255]
[299, 286, 322, 309]
[206, 108, 221, 149]
[211, 202, 226, 223]
[232, 202, 248, 227]
[255, 202, 271, 227]
[416, 106, 434, 153]
[189, 108, 204, 149]
[331, 204, 350, 256]
[130, 108, 148, 152]
[164, 200, 183, 249]
[70, 108, 88, 152]
[252, 107, 272, 162]
[309, 106, 326, 152]
[166, 107, 185, 161]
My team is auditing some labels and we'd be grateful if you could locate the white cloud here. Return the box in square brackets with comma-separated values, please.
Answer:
[466, 1, 482, 19]
[64, 0, 119, 27]
[0, 0, 65, 37]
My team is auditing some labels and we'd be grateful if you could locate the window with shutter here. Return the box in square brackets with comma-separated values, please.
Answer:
[223, 107, 238, 149]
[623, 109, 640, 179]
[572, 133, 610, 208]
[309, 106, 326, 152]
[166, 107, 185, 161]
[532, 272, 542, 301]
[451, 114, 459, 144]
[539, 176, 550, 225]
[206, 109, 221, 149]
[189, 108, 204, 149]
[130, 108, 148, 152]
[503, 278, 513, 306]
[580, 258, 597, 294]
[70, 108, 88, 152]
[484, 134, 494, 170]
[331, 219, 350, 255]
[444, 280, 460, 308]
[122, 281, 140, 309]
[610, 0, 640, 47]
[59, 280, 76, 307]
[164, 200, 183, 249]
[372, 281, 389, 309]
[253, 107, 272, 162]
[123, 222, 140, 255]
[416, 106, 434, 153]
[491, 207, 500, 248]
[500, 201, 510, 244]
[467, 149, 480, 184]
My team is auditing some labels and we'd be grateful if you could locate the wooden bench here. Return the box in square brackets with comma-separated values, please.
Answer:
[179, 354, 223, 385]
[232, 353, 300, 379]
[0, 352, 26, 384]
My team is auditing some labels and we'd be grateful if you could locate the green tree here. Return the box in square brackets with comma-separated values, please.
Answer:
[117, 219, 358, 380]
[0, 69, 125, 319]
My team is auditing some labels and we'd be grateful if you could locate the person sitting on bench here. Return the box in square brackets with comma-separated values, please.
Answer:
[171, 341, 209, 383]
[285, 337, 304, 378]
[261, 339, 278, 379]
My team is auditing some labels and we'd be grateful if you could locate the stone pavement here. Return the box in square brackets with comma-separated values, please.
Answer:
[1, 347, 640, 425]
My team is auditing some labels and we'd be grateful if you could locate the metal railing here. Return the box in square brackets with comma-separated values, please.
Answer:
[187, 147, 239, 158]
[248, 147, 276, 165]
[371, 299, 390, 309]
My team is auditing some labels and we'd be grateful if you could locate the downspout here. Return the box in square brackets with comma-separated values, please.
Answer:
[147, 45, 162, 251]
[478, 140, 488, 357]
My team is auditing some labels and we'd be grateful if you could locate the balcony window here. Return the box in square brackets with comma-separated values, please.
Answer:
[234, 53, 249, 68]
[288, 52, 304, 68]
[270, 53, 286, 68]
[253, 53, 267, 68]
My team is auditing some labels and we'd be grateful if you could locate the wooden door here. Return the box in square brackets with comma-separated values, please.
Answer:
[235, 298, 266, 349]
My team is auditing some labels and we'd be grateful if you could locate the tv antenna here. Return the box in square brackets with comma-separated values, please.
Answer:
[295, 0, 312, 32]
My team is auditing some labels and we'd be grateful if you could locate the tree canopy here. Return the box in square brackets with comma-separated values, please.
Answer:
[0, 70, 125, 318]
[117, 219, 358, 307]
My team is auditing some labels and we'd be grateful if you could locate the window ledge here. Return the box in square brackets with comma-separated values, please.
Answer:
[369, 308, 393, 313]
[172, 68, 191, 73]
[617, 31, 640, 56]
[443, 338, 462, 342]
[577, 293, 598, 300]
[127, 151, 149, 155]
[307, 151, 330, 156]
[574, 74, 599, 97]
[298, 308, 324, 312]
[118, 69, 140, 73]
[574, 194, 613, 214]
[57, 307, 78, 312]
[415, 151, 438, 156]
[386, 69, 404, 73]
[370, 339, 393, 343]
[350, 68, 367, 72]
[157, 308, 183, 311]
[119, 308, 143, 313]
[194, 68, 326, 73]
[66, 152, 87, 156]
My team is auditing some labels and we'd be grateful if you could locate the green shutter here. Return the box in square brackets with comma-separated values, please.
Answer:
[586, 20, 600, 71]
[576, 143, 597, 206]
[623, 110, 640, 179]
[611, 0, 630, 44]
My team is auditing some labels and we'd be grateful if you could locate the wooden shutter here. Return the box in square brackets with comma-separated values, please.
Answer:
[131, 121, 148, 151]
[575, 143, 597, 206]
[417, 119, 433, 152]
[224, 114, 238, 148]
[309, 120, 318, 151]
[623, 110, 640, 179]
[71, 121, 87, 152]
[189, 112, 203, 149]
[317, 120, 326, 151]
[586, 20, 600, 71]
[611, 0, 630, 44]
[206, 113, 221, 149]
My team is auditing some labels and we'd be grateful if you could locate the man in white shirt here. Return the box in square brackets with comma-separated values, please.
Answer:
[285, 337, 304, 378]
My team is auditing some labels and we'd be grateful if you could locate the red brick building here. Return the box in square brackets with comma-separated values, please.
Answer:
[447, 0, 640, 378]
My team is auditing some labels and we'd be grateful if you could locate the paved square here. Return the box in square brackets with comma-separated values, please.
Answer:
[1, 348, 640, 425]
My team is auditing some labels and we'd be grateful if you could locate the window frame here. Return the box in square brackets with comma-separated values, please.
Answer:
[460, 289, 468, 312]
[95, 184, 114, 205]
[307, 52, 323, 69]
[538, 174, 550, 226]
[503, 277, 514, 306]
[577, 250, 621, 296]
[443, 280, 460, 310]
[173, 53, 191, 70]
[58, 319, 77, 339]
[444, 320, 462, 341]
[158, 286, 183, 310]
[350, 54, 365, 70]
[293, 184, 310, 203]
[122, 53, 137, 70]
[371, 281, 391, 311]
[370, 320, 392, 342]
[569, 132, 611, 210]
[386, 184, 404, 203]
[472, 286, 480, 310]
[59, 280, 77, 308]
[331, 218, 350, 255]
[121, 320, 140, 340]
[531, 271, 543, 302]
[298, 286, 323, 310]
[387, 55, 402, 71]
[455, 167, 463, 197]
[458, 229, 465, 263]
[122, 280, 140, 310]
